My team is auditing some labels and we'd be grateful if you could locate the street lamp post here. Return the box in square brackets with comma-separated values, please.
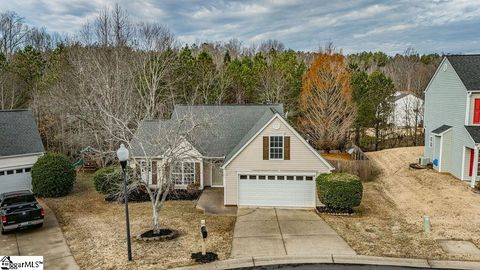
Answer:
[116, 143, 132, 261]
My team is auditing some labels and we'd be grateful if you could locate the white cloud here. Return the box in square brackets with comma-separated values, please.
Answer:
[0, 0, 479, 54]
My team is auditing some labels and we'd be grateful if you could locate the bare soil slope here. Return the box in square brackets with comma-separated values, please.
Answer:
[321, 146, 480, 260]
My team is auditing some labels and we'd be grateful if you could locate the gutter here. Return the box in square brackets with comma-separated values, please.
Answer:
[0, 152, 44, 160]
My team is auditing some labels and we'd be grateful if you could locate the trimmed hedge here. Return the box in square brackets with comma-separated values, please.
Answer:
[93, 166, 121, 194]
[317, 173, 363, 211]
[31, 153, 76, 197]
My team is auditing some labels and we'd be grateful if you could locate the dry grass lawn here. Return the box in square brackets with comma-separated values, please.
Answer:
[321, 146, 480, 261]
[321, 152, 353, 160]
[43, 174, 236, 270]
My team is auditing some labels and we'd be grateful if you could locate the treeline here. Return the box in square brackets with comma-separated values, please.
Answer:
[0, 7, 441, 161]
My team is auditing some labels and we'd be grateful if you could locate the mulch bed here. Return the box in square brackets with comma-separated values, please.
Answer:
[136, 229, 179, 241]
[316, 206, 355, 216]
[191, 252, 218, 263]
[105, 189, 202, 202]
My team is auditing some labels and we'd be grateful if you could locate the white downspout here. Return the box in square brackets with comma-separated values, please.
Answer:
[471, 145, 479, 188]
[200, 159, 204, 190]
[466, 92, 472, 125]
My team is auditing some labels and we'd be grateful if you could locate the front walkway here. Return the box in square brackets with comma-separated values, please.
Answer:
[196, 187, 237, 216]
[0, 203, 79, 270]
[231, 208, 355, 258]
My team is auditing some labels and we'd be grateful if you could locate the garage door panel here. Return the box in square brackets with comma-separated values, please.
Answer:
[0, 171, 32, 193]
[239, 175, 315, 207]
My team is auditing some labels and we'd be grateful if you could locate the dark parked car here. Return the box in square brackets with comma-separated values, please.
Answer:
[1, 190, 44, 234]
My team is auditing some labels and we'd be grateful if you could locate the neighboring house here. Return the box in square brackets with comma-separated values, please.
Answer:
[0, 110, 45, 193]
[389, 91, 424, 128]
[424, 54, 480, 187]
[130, 104, 334, 208]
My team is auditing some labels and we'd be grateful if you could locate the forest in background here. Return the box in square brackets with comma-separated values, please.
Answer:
[0, 6, 442, 164]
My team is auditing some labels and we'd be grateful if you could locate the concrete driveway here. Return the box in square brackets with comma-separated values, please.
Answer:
[231, 208, 356, 258]
[0, 204, 79, 270]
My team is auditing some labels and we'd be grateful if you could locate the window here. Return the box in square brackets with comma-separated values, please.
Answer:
[173, 161, 195, 186]
[6, 170, 13, 175]
[16, 169, 23, 174]
[286, 176, 294, 180]
[277, 175, 285, 180]
[24, 168, 31, 173]
[248, 175, 257, 180]
[429, 136, 433, 148]
[269, 136, 284, 159]
[0, 171, 4, 176]
[305, 176, 313, 181]
[268, 175, 276, 180]
[258, 175, 266, 180]
[240, 175, 248, 180]
[296, 176, 304, 181]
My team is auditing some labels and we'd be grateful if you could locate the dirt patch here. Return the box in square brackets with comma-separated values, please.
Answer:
[321, 146, 480, 261]
[43, 173, 236, 270]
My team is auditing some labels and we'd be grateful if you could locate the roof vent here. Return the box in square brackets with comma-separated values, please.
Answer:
[443, 62, 448, 72]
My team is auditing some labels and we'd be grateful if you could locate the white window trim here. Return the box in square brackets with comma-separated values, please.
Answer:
[269, 135, 284, 160]
[172, 161, 196, 186]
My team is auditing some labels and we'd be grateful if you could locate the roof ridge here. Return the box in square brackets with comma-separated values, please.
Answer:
[446, 54, 480, 57]
[174, 103, 283, 107]
[0, 109, 31, 112]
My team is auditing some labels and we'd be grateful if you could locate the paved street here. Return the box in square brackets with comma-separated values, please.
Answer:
[238, 264, 441, 270]
[231, 208, 356, 258]
[0, 203, 79, 270]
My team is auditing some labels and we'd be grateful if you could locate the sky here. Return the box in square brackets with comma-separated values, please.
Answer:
[1, 0, 480, 55]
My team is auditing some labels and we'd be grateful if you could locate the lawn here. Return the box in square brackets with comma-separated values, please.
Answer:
[320, 146, 480, 261]
[42, 173, 236, 270]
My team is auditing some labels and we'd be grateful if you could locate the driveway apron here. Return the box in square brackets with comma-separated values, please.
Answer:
[231, 208, 355, 258]
[0, 203, 79, 270]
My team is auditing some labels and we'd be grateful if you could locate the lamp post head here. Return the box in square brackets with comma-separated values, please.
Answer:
[117, 143, 129, 170]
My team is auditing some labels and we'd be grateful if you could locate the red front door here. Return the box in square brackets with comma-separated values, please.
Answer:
[474, 99, 480, 124]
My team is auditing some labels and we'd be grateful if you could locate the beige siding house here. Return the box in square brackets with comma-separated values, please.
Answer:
[130, 104, 333, 208]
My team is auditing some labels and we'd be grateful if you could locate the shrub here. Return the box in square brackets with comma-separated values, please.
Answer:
[31, 153, 76, 197]
[93, 166, 123, 194]
[317, 173, 363, 211]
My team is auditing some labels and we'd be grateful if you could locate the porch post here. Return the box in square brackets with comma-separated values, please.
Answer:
[471, 145, 479, 188]
[200, 159, 204, 190]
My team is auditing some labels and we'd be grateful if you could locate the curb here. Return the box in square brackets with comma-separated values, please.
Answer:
[171, 255, 480, 270]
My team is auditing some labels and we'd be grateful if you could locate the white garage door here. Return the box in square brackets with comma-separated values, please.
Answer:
[238, 174, 316, 207]
[0, 168, 32, 193]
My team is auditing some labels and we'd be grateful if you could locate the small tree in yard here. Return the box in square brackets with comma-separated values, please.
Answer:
[299, 52, 355, 151]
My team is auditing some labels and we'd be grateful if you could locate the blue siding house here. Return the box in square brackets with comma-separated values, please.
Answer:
[424, 55, 480, 187]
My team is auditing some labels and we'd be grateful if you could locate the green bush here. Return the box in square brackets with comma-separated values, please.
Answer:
[31, 153, 76, 197]
[317, 173, 363, 210]
[93, 166, 122, 194]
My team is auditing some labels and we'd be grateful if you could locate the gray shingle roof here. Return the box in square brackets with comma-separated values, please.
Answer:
[0, 109, 45, 157]
[446, 55, 480, 90]
[431, 125, 452, 135]
[130, 104, 283, 158]
[466, 126, 480, 143]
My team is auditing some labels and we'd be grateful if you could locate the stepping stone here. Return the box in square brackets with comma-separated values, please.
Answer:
[438, 240, 480, 255]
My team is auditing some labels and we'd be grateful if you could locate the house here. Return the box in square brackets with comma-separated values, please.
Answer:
[424, 54, 480, 187]
[130, 104, 334, 208]
[389, 91, 424, 128]
[0, 109, 45, 193]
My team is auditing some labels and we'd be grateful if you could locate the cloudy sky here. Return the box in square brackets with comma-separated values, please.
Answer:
[1, 0, 479, 54]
